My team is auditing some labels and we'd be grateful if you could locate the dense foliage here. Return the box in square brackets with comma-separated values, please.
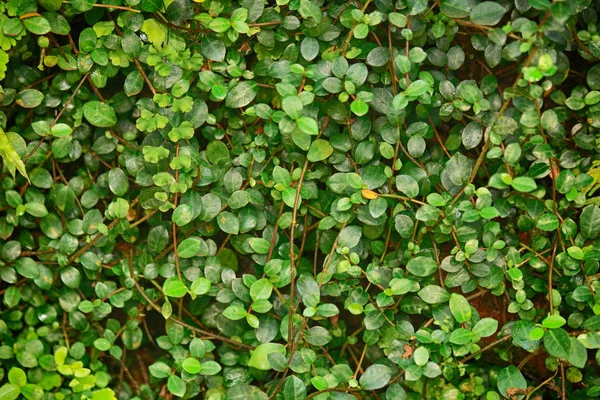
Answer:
[1, 0, 600, 399]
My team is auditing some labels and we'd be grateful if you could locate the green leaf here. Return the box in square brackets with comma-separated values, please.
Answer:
[366, 47, 390, 67]
[248, 343, 286, 370]
[94, 338, 111, 351]
[567, 246, 584, 260]
[359, 364, 392, 390]
[528, 0, 551, 10]
[354, 23, 369, 39]
[568, 338, 587, 369]
[201, 37, 225, 62]
[396, 175, 419, 198]
[92, 389, 116, 400]
[182, 358, 202, 374]
[177, 237, 206, 258]
[273, 166, 291, 187]
[581, 205, 600, 239]
[415, 204, 441, 222]
[511, 177, 537, 193]
[15, 258, 40, 279]
[7, 368, 26, 388]
[307, 139, 333, 162]
[413, 347, 429, 367]
[108, 168, 129, 197]
[249, 238, 271, 254]
[83, 101, 117, 127]
[0, 384, 20, 400]
[305, 326, 332, 346]
[250, 278, 273, 301]
[407, 257, 438, 277]
[449, 328, 473, 344]
[148, 226, 169, 252]
[225, 81, 258, 108]
[301, 37, 319, 61]
[542, 315, 566, 329]
[298, 0, 322, 23]
[298, 275, 320, 308]
[16, 89, 44, 108]
[198, 360, 222, 375]
[125, 70, 144, 96]
[51, 123, 73, 138]
[472, 318, 498, 338]
[206, 141, 230, 164]
[551, 2, 571, 24]
[223, 305, 247, 320]
[404, 80, 430, 97]
[536, 214, 559, 231]
[167, 375, 186, 397]
[25, 202, 48, 217]
[462, 122, 482, 150]
[418, 285, 449, 304]
[297, 117, 319, 135]
[0, 129, 28, 181]
[497, 366, 527, 399]
[23, 16, 51, 35]
[449, 293, 472, 323]
[282, 96, 303, 119]
[218, 212, 240, 235]
[172, 205, 193, 226]
[283, 376, 306, 400]
[389, 12, 408, 27]
[338, 225, 362, 248]
[350, 100, 369, 116]
[543, 328, 571, 359]
[163, 278, 187, 298]
[441, 0, 474, 18]
[209, 18, 230, 33]
[191, 277, 211, 295]
[470, 2, 507, 25]
[39, 0, 63, 11]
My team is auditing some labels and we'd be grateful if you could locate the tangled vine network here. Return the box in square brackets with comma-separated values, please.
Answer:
[1, 0, 600, 399]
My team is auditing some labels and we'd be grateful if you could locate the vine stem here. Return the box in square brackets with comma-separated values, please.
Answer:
[66, 197, 138, 266]
[459, 335, 511, 364]
[525, 369, 558, 400]
[127, 247, 255, 350]
[23, 71, 91, 163]
[286, 116, 329, 348]
[341, 0, 373, 55]
[172, 142, 182, 281]
[446, 46, 539, 209]
[62, 1, 141, 12]
[287, 159, 309, 348]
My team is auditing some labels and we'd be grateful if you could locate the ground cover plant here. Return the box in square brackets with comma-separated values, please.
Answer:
[0, 0, 600, 399]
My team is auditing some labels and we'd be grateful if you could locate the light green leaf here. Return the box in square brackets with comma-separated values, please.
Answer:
[248, 343, 286, 370]
[449, 293, 472, 323]
[307, 139, 333, 162]
[0, 129, 28, 181]
[250, 278, 273, 301]
[0, 384, 20, 400]
[167, 375, 186, 397]
[511, 177, 537, 193]
[83, 101, 117, 127]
